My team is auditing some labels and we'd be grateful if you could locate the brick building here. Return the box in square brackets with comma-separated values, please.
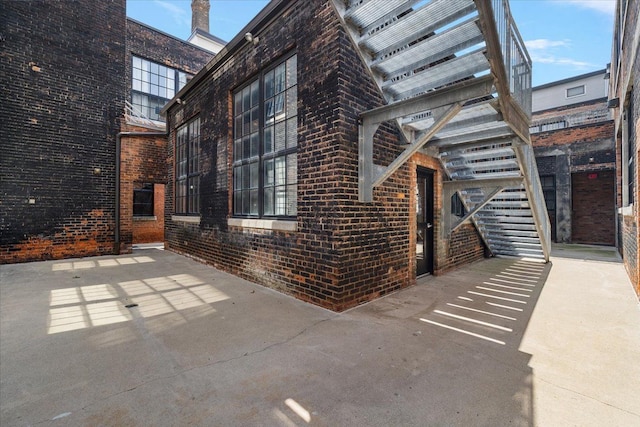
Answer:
[530, 70, 616, 245]
[163, 0, 549, 311]
[610, 0, 640, 295]
[1, 0, 213, 263]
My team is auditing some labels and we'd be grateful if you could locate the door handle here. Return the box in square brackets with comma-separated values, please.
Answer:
[426, 223, 433, 229]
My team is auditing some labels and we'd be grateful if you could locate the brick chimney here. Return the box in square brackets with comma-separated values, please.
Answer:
[191, 0, 210, 33]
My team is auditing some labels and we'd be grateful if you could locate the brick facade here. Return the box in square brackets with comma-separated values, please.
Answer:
[165, 0, 486, 311]
[0, 0, 126, 263]
[532, 98, 616, 244]
[610, 0, 639, 295]
[118, 20, 213, 253]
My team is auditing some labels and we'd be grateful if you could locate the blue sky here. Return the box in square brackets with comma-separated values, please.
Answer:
[126, 0, 615, 87]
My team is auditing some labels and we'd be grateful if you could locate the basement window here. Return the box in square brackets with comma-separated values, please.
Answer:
[133, 183, 154, 217]
[566, 85, 585, 98]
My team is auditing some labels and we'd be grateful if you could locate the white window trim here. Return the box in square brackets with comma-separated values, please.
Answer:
[172, 215, 201, 224]
[228, 218, 297, 231]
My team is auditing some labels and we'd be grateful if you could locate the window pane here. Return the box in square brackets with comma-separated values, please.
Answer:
[286, 184, 297, 216]
[251, 80, 260, 106]
[263, 187, 274, 216]
[242, 164, 251, 188]
[287, 154, 297, 184]
[264, 159, 274, 186]
[274, 63, 285, 93]
[243, 86, 251, 110]
[275, 187, 286, 215]
[234, 191, 242, 215]
[264, 126, 273, 154]
[274, 93, 285, 120]
[234, 166, 242, 191]
[274, 121, 286, 152]
[250, 189, 259, 215]
[235, 116, 242, 138]
[251, 107, 259, 133]
[243, 136, 251, 160]
[234, 92, 242, 113]
[265, 99, 274, 124]
[250, 133, 259, 158]
[275, 156, 286, 185]
[286, 89, 297, 115]
[242, 191, 250, 215]
[133, 56, 141, 69]
[243, 111, 251, 135]
[250, 162, 259, 188]
[265, 70, 274, 98]
[286, 55, 297, 87]
[286, 117, 297, 149]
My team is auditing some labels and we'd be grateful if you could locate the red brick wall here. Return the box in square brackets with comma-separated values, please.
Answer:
[119, 123, 168, 253]
[532, 122, 614, 148]
[132, 184, 165, 244]
[571, 170, 616, 245]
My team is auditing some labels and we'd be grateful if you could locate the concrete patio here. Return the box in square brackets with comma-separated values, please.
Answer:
[1, 245, 638, 426]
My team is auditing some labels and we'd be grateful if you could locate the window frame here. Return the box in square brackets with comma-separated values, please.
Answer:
[131, 56, 188, 121]
[232, 53, 298, 219]
[566, 85, 585, 98]
[133, 182, 155, 217]
[175, 117, 201, 215]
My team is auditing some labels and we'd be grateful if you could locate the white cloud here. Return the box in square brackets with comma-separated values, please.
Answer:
[153, 0, 190, 29]
[525, 38, 596, 70]
[525, 39, 570, 50]
[550, 0, 615, 16]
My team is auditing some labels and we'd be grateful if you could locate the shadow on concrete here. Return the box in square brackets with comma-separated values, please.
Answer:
[351, 257, 552, 426]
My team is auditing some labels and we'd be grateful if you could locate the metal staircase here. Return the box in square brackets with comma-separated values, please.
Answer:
[331, 0, 550, 261]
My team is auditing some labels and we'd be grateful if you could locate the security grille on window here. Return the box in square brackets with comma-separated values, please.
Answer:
[233, 54, 297, 217]
[133, 183, 154, 216]
[175, 117, 200, 215]
[132, 56, 188, 121]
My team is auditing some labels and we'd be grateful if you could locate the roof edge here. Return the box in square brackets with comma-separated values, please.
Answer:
[162, 0, 290, 116]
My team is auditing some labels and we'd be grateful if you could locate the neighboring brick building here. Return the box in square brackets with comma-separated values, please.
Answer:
[1, 0, 126, 263]
[119, 18, 213, 253]
[610, 0, 640, 295]
[162, 0, 540, 311]
[1, 1, 214, 263]
[530, 70, 616, 245]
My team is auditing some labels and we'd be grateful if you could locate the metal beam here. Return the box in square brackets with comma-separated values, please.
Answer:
[360, 74, 494, 125]
[450, 186, 505, 233]
[442, 177, 523, 191]
[372, 103, 462, 189]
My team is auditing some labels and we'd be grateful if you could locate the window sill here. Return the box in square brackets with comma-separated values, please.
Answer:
[134, 215, 157, 221]
[172, 215, 201, 224]
[228, 218, 297, 232]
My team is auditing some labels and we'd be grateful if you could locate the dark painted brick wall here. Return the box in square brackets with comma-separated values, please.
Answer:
[165, 0, 486, 311]
[1, 0, 126, 263]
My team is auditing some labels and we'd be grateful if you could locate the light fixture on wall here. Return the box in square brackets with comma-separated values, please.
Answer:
[245, 32, 259, 45]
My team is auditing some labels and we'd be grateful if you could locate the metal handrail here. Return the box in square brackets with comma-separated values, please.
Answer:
[491, 0, 532, 117]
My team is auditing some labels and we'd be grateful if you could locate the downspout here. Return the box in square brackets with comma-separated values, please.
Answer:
[115, 131, 167, 254]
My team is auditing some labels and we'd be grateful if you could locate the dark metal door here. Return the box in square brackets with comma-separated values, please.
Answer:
[416, 169, 434, 276]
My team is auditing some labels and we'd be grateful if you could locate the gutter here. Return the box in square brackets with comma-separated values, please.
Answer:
[115, 131, 167, 254]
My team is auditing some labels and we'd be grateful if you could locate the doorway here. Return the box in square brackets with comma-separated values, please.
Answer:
[416, 169, 434, 276]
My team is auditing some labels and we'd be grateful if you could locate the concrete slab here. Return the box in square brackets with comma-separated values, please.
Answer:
[1, 247, 639, 426]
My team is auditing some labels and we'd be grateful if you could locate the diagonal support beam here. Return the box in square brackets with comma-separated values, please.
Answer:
[372, 103, 462, 189]
[450, 186, 505, 233]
